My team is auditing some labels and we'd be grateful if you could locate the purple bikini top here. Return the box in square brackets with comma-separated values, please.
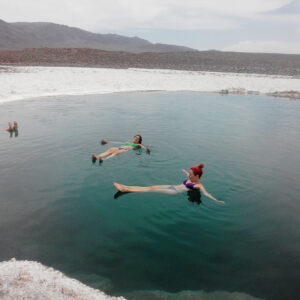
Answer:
[183, 180, 195, 189]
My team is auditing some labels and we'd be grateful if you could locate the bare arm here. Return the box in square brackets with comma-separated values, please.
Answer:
[196, 183, 225, 204]
[109, 141, 124, 144]
[101, 139, 123, 145]
[181, 169, 189, 177]
[138, 144, 151, 152]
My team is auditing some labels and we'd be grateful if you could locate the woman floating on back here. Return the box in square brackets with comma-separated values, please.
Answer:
[92, 134, 150, 163]
[114, 164, 224, 204]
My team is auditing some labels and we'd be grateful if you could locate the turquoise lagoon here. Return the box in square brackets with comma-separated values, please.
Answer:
[0, 92, 300, 299]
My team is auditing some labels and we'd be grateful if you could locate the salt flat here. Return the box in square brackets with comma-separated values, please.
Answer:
[1, 66, 300, 103]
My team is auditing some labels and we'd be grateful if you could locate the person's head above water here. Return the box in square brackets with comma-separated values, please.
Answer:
[189, 164, 204, 180]
[133, 134, 142, 144]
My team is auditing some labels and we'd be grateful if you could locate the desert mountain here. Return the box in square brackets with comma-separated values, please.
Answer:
[0, 19, 196, 53]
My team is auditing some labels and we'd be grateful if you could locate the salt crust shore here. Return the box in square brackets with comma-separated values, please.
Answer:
[0, 259, 263, 300]
[0, 259, 125, 300]
[0, 66, 300, 104]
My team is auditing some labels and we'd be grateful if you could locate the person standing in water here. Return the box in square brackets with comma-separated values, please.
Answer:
[114, 164, 224, 204]
[5, 122, 14, 132]
[5, 121, 18, 137]
[92, 134, 150, 163]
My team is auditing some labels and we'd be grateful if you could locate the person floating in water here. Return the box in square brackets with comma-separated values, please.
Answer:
[92, 134, 150, 163]
[113, 164, 224, 204]
[5, 121, 18, 137]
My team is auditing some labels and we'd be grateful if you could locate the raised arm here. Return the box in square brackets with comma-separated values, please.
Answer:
[196, 183, 225, 204]
[181, 169, 189, 177]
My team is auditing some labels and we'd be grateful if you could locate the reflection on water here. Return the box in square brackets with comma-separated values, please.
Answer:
[114, 189, 202, 205]
[187, 189, 202, 205]
[114, 191, 130, 199]
[7, 128, 19, 138]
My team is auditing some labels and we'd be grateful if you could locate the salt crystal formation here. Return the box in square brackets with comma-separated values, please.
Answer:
[0, 259, 264, 300]
[0, 259, 125, 300]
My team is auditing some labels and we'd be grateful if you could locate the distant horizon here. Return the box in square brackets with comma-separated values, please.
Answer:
[1, 18, 300, 56]
[0, 0, 299, 55]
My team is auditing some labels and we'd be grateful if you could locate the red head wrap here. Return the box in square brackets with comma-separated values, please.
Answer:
[190, 163, 204, 177]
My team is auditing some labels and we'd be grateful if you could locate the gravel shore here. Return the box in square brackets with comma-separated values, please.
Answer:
[1, 48, 300, 76]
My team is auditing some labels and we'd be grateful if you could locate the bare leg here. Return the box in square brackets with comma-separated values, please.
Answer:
[113, 182, 181, 194]
[114, 183, 158, 192]
[96, 148, 118, 158]
[92, 147, 126, 161]
[103, 151, 126, 160]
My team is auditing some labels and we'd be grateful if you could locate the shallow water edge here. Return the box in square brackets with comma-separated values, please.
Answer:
[0, 259, 264, 300]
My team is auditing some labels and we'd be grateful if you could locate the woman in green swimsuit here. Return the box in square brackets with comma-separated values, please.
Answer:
[92, 135, 150, 162]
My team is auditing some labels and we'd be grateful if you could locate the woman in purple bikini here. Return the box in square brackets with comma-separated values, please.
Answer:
[114, 164, 224, 204]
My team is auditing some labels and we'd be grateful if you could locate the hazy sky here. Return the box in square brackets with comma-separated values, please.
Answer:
[1, 0, 299, 54]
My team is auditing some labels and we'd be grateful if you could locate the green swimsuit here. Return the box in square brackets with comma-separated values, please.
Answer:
[124, 142, 138, 147]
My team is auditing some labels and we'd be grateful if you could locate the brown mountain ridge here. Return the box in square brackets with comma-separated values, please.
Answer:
[0, 19, 196, 53]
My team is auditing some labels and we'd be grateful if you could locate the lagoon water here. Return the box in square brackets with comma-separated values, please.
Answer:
[0, 92, 300, 300]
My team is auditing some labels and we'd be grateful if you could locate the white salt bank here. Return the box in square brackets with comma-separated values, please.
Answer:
[0, 259, 263, 300]
[0, 259, 125, 300]
[0, 66, 300, 103]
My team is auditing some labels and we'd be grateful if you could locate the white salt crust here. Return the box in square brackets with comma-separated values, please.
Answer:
[1, 66, 300, 103]
[0, 259, 125, 300]
[0, 259, 264, 300]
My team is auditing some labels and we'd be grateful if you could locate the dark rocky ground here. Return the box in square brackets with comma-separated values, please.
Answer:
[0, 48, 300, 76]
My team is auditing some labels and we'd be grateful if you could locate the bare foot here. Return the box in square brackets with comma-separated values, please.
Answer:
[113, 182, 128, 192]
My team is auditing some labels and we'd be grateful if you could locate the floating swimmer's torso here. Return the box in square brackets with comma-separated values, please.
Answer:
[183, 179, 196, 189]
[124, 142, 138, 147]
